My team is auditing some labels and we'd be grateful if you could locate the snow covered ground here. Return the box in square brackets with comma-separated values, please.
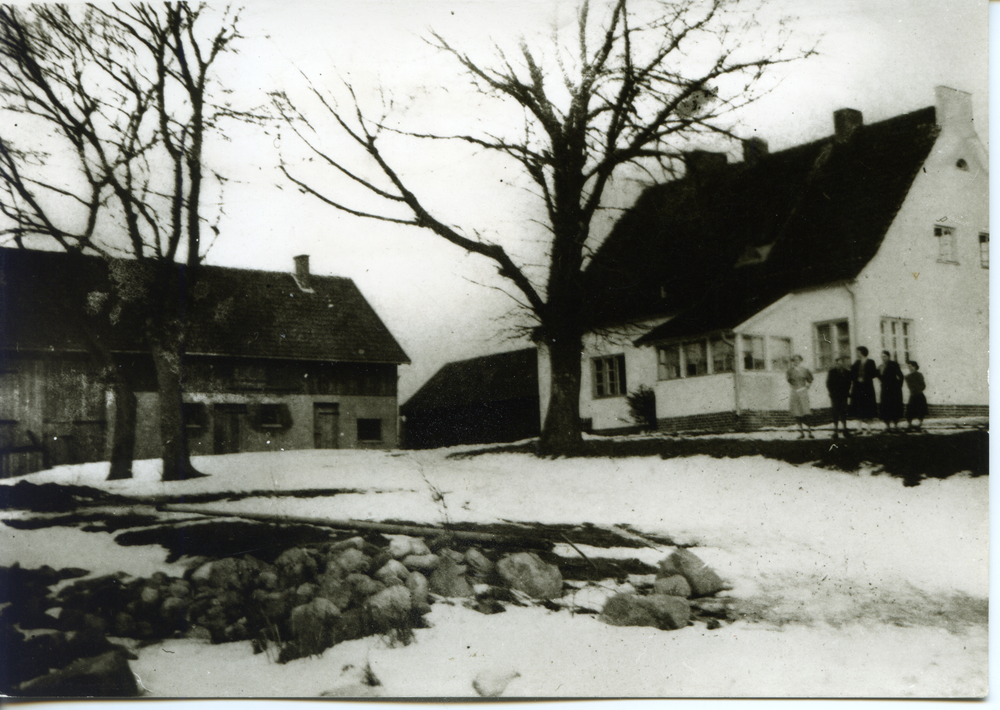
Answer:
[0, 427, 989, 701]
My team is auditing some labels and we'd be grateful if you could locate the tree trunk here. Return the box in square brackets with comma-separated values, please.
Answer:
[539, 331, 584, 455]
[105, 372, 137, 481]
[150, 332, 205, 482]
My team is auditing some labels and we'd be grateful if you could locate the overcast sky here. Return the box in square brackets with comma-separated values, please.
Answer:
[172, 0, 988, 400]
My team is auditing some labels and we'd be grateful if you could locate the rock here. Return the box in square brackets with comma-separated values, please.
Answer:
[328, 548, 372, 576]
[405, 571, 431, 613]
[428, 556, 473, 598]
[345, 573, 386, 599]
[653, 574, 692, 598]
[257, 569, 280, 591]
[464, 548, 495, 580]
[250, 589, 292, 622]
[159, 596, 186, 626]
[496, 552, 563, 600]
[373, 560, 409, 586]
[167, 580, 191, 599]
[365, 585, 412, 631]
[438, 547, 465, 564]
[657, 549, 725, 597]
[626, 573, 657, 588]
[206, 557, 241, 590]
[326, 536, 365, 554]
[599, 593, 691, 631]
[184, 624, 212, 641]
[289, 597, 340, 658]
[401, 554, 440, 572]
[473, 667, 521, 697]
[18, 650, 139, 697]
[275, 548, 318, 588]
[139, 585, 160, 606]
[316, 569, 352, 610]
[389, 536, 431, 560]
[223, 617, 250, 642]
[113, 612, 136, 637]
[294, 582, 318, 606]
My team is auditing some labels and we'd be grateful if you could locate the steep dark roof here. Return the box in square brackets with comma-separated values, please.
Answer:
[580, 106, 940, 344]
[401, 348, 538, 414]
[0, 247, 409, 364]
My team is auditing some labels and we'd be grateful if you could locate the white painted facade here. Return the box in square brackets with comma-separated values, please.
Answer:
[539, 87, 988, 431]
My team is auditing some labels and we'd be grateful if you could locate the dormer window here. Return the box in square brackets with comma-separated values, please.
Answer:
[935, 225, 957, 264]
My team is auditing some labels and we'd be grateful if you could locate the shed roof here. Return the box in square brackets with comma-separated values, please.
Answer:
[579, 106, 940, 344]
[0, 247, 409, 364]
[401, 347, 538, 414]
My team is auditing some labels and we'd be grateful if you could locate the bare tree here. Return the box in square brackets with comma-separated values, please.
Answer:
[0, 3, 254, 479]
[276, 0, 810, 454]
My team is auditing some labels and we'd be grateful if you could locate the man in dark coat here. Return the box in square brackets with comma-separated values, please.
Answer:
[826, 356, 852, 438]
[849, 346, 879, 434]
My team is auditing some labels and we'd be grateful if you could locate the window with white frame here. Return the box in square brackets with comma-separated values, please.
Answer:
[683, 341, 707, 377]
[769, 337, 792, 372]
[710, 335, 735, 373]
[657, 346, 681, 380]
[742, 335, 766, 371]
[979, 233, 989, 268]
[814, 320, 851, 370]
[593, 354, 626, 397]
[935, 225, 957, 263]
[880, 318, 913, 363]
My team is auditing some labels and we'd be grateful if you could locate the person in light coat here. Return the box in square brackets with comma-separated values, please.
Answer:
[787, 354, 814, 439]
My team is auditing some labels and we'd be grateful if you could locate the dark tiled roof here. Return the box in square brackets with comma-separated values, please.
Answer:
[0, 247, 409, 364]
[580, 106, 940, 344]
[401, 347, 538, 413]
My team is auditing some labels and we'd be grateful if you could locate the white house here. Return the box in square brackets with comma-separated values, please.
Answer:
[539, 86, 988, 433]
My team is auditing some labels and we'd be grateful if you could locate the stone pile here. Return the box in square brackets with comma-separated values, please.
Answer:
[1, 534, 566, 696]
[598, 548, 730, 631]
[2, 534, 731, 697]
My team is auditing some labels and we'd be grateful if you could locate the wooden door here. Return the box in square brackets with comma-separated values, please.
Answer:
[213, 404, 246, 455]
[313, 403, 340, 449]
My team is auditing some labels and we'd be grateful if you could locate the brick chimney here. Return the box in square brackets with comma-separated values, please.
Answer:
[833, 108, 863, 143]
[293, 254, 311, 290]
[935, 86, 975, 136]
[684, 150, 728, 178]
[742, 137, 769, 166]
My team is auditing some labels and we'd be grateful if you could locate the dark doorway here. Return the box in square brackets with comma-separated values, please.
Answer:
[213, 404, 246, 455]
[313, 403, 340, 449]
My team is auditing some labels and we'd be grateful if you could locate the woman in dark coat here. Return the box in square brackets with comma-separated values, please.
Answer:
[849, 346, 878, 434]
[905, 361, 928, 431]
[877, 350, 905, 431]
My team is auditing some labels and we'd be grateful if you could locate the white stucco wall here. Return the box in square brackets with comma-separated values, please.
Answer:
[849, 89, 989, 406]
[537, 318, 666, 432]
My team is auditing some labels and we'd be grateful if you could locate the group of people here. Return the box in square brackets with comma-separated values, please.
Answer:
[786, 346, 928, 439]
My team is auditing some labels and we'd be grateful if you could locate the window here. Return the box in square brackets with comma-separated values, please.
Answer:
[709, 336, 735, 373]
[259, 404, 283, 429]
[657, 346, 681, 380]
[980, 233, 989, 268]
[815, 320, 851, 370]
[357, 418, 382, 442]
[742, 335, 766, 371]
[935, 225, 957, 263]
[769, 337, 792, 372]
[683, 341, 707, 377]
[593, 355, 627, 397]
[183, 403, 208, 432]
[880, 318, 913, 363]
